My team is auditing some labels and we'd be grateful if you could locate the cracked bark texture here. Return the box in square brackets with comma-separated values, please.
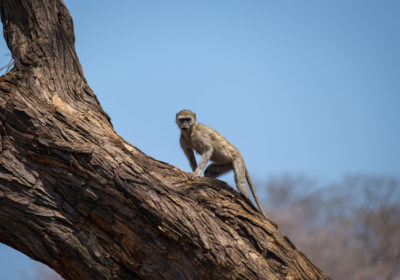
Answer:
[0, 0, 330, 279]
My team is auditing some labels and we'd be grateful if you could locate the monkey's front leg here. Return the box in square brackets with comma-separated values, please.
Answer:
[189, 147, 213, 180]
[184, 148, 197, 172]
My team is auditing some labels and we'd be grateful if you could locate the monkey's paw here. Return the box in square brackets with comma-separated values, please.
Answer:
[188, 172, 200, 180]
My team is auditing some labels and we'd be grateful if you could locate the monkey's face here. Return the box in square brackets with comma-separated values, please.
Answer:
[176, 115, 194, 131]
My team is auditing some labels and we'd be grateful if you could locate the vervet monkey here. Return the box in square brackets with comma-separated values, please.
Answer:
[176, 109, 267, 217]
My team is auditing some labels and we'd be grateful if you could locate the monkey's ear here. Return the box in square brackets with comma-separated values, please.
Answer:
[193, 113, 196, 121]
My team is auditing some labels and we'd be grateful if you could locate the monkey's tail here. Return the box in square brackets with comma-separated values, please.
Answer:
[245, 169, 268, 218]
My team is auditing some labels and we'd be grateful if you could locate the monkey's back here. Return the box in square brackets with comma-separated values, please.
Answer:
[191, 123, 241, 164]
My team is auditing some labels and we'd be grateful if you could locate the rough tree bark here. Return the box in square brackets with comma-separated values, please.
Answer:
[0, 1, 330, 279]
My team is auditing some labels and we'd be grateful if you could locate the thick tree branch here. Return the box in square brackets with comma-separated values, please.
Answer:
[0, 0, 330, 279]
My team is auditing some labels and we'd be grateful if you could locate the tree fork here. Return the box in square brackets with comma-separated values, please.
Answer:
[0, 0, 330, 279]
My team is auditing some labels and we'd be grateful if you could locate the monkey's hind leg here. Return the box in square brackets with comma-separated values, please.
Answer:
[232, 158, 250, 199]
[204, 163, 232, 178]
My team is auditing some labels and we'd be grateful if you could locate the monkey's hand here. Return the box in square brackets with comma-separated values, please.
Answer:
[188, 171, 201, 180]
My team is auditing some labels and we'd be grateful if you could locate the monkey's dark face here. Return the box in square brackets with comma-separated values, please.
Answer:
[177, 116, 194, 131]
[176, 110, 196, 131]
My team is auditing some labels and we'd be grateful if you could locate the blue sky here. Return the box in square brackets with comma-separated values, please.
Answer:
[0, 0, 399, 278]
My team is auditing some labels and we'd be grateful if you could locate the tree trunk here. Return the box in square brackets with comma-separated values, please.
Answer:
[0, 1, 330, 279]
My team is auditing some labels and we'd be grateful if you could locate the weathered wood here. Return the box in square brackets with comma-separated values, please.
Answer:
[0, 0, 330, 279]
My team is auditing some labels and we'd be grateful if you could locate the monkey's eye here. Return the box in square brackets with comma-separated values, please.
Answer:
[179, 118, 191, 123]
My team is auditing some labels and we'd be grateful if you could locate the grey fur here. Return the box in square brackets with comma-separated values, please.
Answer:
[176, 109, 267, 217]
